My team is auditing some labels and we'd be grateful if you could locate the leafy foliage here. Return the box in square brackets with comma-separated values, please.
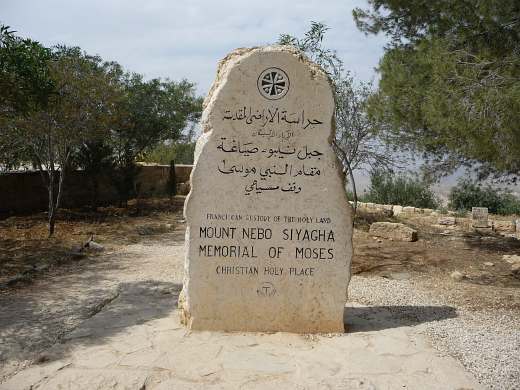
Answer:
[448, 179, 520, 215]
[141, 142, 196, 165]
[354, 1, 520, 181]
[0, 26, 202, 234]
[110, 75, 202, 204]
[0, 24, 54, 115]
[74, 140, 115, 208]
[0, 24, 55, 171]
[5, 45, 121, 234]
[279, 22, 343, 82]
[278, 22, 399, 207]
[112, 75, 201, 162]
[363, 170, 439, 209]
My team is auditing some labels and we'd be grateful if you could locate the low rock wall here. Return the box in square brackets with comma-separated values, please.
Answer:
[351, 201, 519, 236]
[0, 164, 193, 215]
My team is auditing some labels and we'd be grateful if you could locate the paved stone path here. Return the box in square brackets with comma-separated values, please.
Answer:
[0, 219, 483, 389]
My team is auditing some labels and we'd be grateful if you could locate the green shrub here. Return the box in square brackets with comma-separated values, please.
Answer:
[448, 179, 520, 215]
[142, 142, 196, 165]
[363, 170, 439, 209]
[346, 189, 371, 204]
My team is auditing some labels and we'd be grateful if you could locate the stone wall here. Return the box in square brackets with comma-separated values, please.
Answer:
[0, 164, 193, 215]
[353, 201, 519, 236]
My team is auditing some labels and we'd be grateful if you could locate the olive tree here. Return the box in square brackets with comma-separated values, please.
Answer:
[279, 22, 399, 208]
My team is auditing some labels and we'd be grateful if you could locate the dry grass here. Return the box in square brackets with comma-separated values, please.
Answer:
[0, 197, 184, 286]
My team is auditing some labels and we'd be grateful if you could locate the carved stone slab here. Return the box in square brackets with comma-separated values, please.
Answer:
[472, 207, 489, 228]
[180, 46, 353, 333]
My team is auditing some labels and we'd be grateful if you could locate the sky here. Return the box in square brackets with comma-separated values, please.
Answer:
[1, 0, 387, 95]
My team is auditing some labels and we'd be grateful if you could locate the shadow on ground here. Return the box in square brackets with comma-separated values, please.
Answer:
[0, 278, 181, 370]
[345, 305, 457, 333]
[463, 234, 520, 253]
[60, 280, 181, 341]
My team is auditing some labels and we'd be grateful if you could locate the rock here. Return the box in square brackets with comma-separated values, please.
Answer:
[402, 206, 415, 214]
[177, 182, 190, 195]
[492, 220, 515, 233]
[450, 271, 465, 281]
[511, 263, 520, 279]
[503, 254, 520, 264]
[483, 262, 494, 267]
[369, 222, 418, 242]
[393, 205, 403, 216]
[382, 204, 394, 212]
[180, 46, 353, 333]
[85, 240, 104, 252]
[438, 216, 456, 226]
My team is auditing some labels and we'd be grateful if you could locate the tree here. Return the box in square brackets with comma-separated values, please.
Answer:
[279, 22, 343, 82]
[141, 141, 197, 165]
[110, 74, 202, 205]
[9, 46, 120, 235]
[353, 0, 520, 182]
[279, 22, 398, 209]
[0, 25, 54, 171]
[448, 178, 520, 215]
[0, 25, 54, 116]
[363, 169, 439, 209]
[334, 73, 400, 206]
[167, 160, 177, 199]
[1, 26, 203, 231]
[74, 140, 115, 208]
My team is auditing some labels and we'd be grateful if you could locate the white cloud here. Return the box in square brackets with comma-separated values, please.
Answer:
[1, 0, 387, 94]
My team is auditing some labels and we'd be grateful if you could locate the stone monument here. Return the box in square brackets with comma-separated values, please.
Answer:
[472, 207, 489, 228]
[180, 46, 353, 333]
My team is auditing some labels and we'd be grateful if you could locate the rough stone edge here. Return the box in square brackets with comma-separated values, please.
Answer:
[180, 45, 354, 329]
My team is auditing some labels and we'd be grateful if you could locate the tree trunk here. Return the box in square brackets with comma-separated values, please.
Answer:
[55, 167, 66, 212]
[48, 164, 67, 237]
[344, 157, 358, 214]
[332, 141, 358, 214]
[47, 169, 55, 237]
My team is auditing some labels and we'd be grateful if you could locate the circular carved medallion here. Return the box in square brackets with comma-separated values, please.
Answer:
[257, 68, 289, 100]
[256, 281, 277, 297]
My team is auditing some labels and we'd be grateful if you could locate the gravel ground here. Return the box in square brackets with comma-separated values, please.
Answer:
[349, 275, 520, 390]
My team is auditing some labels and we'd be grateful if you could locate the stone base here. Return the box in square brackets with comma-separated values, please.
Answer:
[185, 317, 345, 334]
[179, 284, 347, 334]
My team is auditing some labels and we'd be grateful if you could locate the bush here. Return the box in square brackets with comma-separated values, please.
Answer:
[142, 142, 196, 165]
[448, 179, 520, 215]
[363, 170, 439, 209]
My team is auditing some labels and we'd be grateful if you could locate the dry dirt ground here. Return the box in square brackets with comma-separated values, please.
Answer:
[0, 199, 518, 389]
